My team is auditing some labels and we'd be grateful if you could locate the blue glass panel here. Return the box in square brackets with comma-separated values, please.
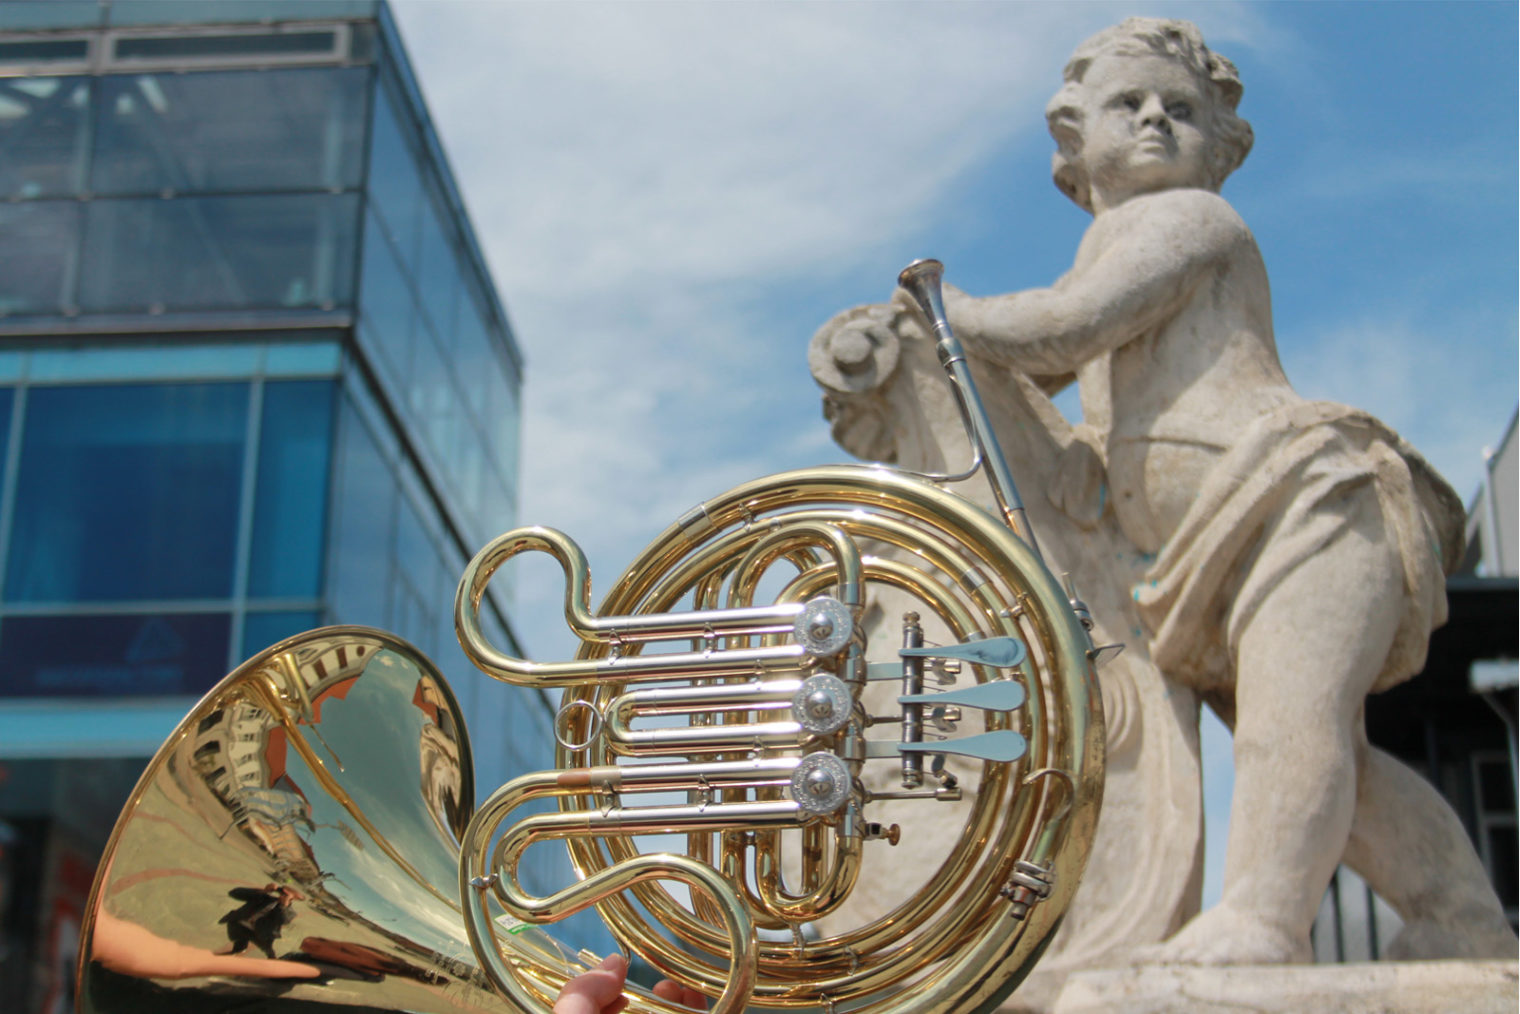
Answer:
[79, 192, 359, 313]
[393, 490, 442, 610]
[0, 201, 80, 316]
[92, 68, 366, 195]
[105, 1, 378, 27]
[328, 398, 394, 627]
[0, 389, 13, 483]
[248, 380, 336, 598]
[390, 490, 442, 655]
[357, 207, 416, 383]
[0, 612, 231, 697]
[455, 434, 487, 535]
[0, 76, 90, 199]
[415, 195, 459, 339]
[0, 2, 102, 31]
[452, 282, 494, 422]
[29, 343, 262, 383]
[408, 327, 461, 472]
[365, 82, 422, 269]
[7, 382, 248, 602]
[113, 31, 338, 61]
[241, 610, 322, 661]
[264, 341, 342, 378]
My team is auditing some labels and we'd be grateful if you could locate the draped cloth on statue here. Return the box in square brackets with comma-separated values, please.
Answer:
[1134, 401, 1465, 693]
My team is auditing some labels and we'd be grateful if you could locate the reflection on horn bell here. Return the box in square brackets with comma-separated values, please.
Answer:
[77, 627, 584, 1014]
[79, 261, 1104, 1014]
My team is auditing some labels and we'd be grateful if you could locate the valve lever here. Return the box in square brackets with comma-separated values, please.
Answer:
[898, 679, 1025, 713]
[901, 730, 1027, 763]
[899, 636, 1026, 669]
[866, 729, 1028, 764]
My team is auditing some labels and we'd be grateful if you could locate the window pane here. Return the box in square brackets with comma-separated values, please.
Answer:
[357, 207, 416, 383]
[92, 68, 365, 195]
[366, 82, 422, 268]
[265, 341, 342, 378]
[7, 383, 248, 601]
[0, 3, 102, 31]
[415, 196, 459, 338]
[0, 388, 13, 487]
[394, 490, 442, 612]
[112, 31, 338, 61]
[408, 328, 461, 481]
[29, 343, 261, 382]
[248, 380, 336, 598]
[105, 1, 376, 27]
[452, 286, 493, 422]
[79, 192, 359, 313]
[0, 612, 231, 697]
[328, 399, 394, 627]
[0, 201, 79, 316]
[241, 610, 321, 661]
[0, 76, 90, 199]
[0, 39, 88, 62]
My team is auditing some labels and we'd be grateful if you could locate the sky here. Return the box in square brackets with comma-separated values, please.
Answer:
[387, 1, 1518, 910]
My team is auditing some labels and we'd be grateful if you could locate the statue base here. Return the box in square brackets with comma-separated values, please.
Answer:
[1023, 959, 1517, 1014]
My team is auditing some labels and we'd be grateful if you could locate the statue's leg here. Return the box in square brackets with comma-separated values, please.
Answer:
[1342, 735, 1518, 959]
[1140, 502, 1404, 965]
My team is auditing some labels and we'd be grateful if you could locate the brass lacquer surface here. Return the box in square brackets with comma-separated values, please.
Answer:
[77, 627, 580, 1013]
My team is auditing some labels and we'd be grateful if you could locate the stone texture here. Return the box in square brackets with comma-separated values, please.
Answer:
[810, 13, 1516, 976]
[1043, 960, 1519, 1014]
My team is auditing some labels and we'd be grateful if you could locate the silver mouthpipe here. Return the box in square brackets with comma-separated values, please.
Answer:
[897, 259, 1042, 562]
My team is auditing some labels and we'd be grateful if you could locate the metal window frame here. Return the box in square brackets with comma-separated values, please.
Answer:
[0, 22, 360, 78]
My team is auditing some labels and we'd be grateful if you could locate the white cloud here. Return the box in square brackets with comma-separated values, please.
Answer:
[389, 1, 1142, 656]
[1279, 310, 1518, 502]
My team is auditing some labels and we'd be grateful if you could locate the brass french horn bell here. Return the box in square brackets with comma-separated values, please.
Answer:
[78, 261, 1104, 1014]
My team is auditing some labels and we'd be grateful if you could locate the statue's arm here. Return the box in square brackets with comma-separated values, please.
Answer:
[944, 191, 1252, 375]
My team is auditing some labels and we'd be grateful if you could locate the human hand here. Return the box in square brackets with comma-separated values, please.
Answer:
[553, 953, 707, 1014]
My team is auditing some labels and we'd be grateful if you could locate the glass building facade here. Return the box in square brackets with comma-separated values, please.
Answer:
[0, 3, 579, 1007]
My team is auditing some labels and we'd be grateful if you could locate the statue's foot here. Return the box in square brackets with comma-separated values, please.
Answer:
[1385, 915, 1519, 961]
[1130, 906, 1310, 966]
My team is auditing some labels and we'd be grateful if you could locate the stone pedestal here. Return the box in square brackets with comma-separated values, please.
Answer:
[1040, 960, 1517, 1014]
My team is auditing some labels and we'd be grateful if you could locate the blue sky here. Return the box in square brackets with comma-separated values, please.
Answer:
[390, 1, 1518, 908]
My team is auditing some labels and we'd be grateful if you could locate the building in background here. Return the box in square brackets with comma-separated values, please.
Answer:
[0, 3, 596, 1007]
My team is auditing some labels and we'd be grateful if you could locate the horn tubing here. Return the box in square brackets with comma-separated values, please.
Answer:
[897, 259, 1043, 561]
[457, 525, 863, 688]
[560, 471, 1096, 1001]
[461, 769, 795, 1014]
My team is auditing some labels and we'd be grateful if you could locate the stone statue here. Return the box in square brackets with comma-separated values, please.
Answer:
[810, 301, 1206, 994]
[812, 17, 1517, 969]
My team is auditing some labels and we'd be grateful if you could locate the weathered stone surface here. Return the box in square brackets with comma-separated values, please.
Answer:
[1043, 960, 1519, 1014]
[811, 14, 1516, 976]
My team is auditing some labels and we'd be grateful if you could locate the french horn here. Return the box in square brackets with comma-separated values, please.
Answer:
[77, 261, 1103, 1014]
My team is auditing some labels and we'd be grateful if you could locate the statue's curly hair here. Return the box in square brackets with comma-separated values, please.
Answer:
[1046, 18, 1254, 213]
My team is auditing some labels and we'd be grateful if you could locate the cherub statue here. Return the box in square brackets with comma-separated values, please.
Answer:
[817, 17, 1516, 967]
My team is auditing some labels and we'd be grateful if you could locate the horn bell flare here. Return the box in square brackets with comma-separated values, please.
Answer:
[76, 626, 573, 1014]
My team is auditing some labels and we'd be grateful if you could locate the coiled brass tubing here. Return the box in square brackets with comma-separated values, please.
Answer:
[526, 468, 1093, 1007]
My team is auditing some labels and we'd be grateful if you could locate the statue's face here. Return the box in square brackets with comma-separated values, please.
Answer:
[1077, 51, 1215, 209]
